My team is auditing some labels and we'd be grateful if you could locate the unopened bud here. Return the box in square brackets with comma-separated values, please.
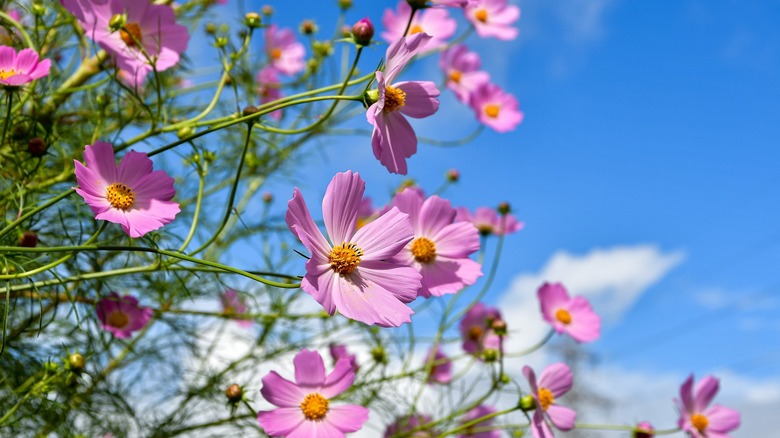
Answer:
[27, 137, 46, 156]
[446, 168, 459, 182]
[242, 105, 259, 118]
[518, 395, 536, 411]
[351, 18, 374, 46]
[205, 22, 218, 35]
[31, 4, 46, 16]
[68, 353, 85, 372]
[338, 0, 353, 9]
[481, 348, 499, 362]
[341, 25, 352, 38]
[371, 346, 387, 364]
[499, 373, 511, 384]
[262, 192, 273, 203]
[261, 5, 273, 15]
[633, 422, 655, 438]
[491, 319, 507, 336]
[245, 12, 262, 28]
[108, 14, 126, 32]
[19, 231, 38, 248]
[300, 19, 317, 35]
[177, 126, 194, 139]
[497, 202, 511, 215]
[215, 37, 228, 48]
[364, 89, 380, 106]
[225, 384, 243, 402]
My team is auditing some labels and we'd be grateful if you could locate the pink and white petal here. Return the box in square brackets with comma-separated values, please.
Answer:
[396, 81, 440, 119]
[565, 297, 601, 343]
[704, 405, 741, 434]
[325, 405, 370, 433]
[357, 261, 421, 304]
[331, 270, 414, 327]
[352, 207, 414, 261]
[0, 46, 15, 70]
[529, 410, 555, 438]
[132, 169, 176, 201]
[261, 371, 307, 407]
[523, 366, 540, 395]
[74, 161, 108, 196]
[416, 196, 454, 236]
[693, 375, 720, 412]
[390, 187, 424, 227]
[538, 283, 571, 322]
[14, 49, 40, 73]
[546, 404, 576, 431]
[679, 375, 695, 413]
[293, 349, 326, 387]
[84, 141, 119, 184]
[322, 171, 364, 245]
[257, 407, 305, 437]
[28, 59, 51, 80]
[286, 417, 342, 438]
[538, 363, 573, 397]
[372, 111, 417, 175]
[116, 150, 153, 186]
[321, 357, 356, 398]
[384, 32, 432, 83]
[431, 222, 480, 258]
[301, 269, 338, 315]
[286, 188, 331, 258]
[421, 257, 482, 297]
[95, 207, 130, 229]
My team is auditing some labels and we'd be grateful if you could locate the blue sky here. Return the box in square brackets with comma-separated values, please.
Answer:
[195, 0, 780, 434]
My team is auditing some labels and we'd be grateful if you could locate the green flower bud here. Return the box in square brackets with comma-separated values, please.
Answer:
[177, 126, 194, 139]
[338, 0, 353, 9]
[68, 353, 85, 372]
[364, 89, 380, 106]
[31, 4, 46, 16]
[205, 23, 218, 35]
[371, 346, 387, 364]
[481, 348, 499, 362]
[245, 12, 262, 28]
[108, 14, 127, 32]
[498, 202, 511, 215]
[519, 395, 536, 412]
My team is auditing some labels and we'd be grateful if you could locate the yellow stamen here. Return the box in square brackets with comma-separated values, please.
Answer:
[691, 413, 709, 432]
[120, 22, 143, 47]
[0, 68, 17, 80]
[409, 24, 424, 35]
[107, 311, 129, 329]
[468, 325, 483, 341]
[475, 8, 489, 23]
[270, 48, 283, 60]
[300, 393, 329, 421]
[383, 86, 407, 112]
[329, 242, 363, 275]
[449, 70, 463, 84]
[411, 237, 436, 264]
[484, 104, 501, 118]
[555, 309, 572, 325]
[538, 387, 555, 411]
[106, 183, 135, 211]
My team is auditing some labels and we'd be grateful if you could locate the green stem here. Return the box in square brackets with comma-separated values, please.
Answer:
[0, 189, 74, 239]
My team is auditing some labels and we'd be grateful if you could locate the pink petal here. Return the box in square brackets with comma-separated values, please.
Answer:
[301, 262, 339, 315]
[352, 207, 414, 261]
[538, 363, 573, 397]
[417, 196, 455, 236]
[257, 407, 305, 437]
[538, 283, 570, 324]
[419, 257, 482, 297]
[325, 405, 370, 433]
[322, 171, 363, 245]
[396, 81, 440, 119]
[431, 221, 481, 258]
[385, 32, 432, 83]
[530, 410, 555, 438]
[523, 365, 539, 394]
[84, 141, 119, 184]
[321, 357, 356, 398]
[704, 405, 741, 434]
[14, 49, 40, 73]
[693, 375, 720, 412]
[390, 187, 425, 227]
[371, 111, 417, 175]
[358, 260, 422, 304]
[286, 188, 332, 259]
[293, 349, 326, 387]
[564, 297, 601, 343]
[679, 375, 695, 413]
[117, 150, 153, 186]
[331, 269, 415, 326]
[546, 404, 576, 431]
[287, 418, 343, 438]
[0, 46, 15, 70]
[261, 371, 307, 408]
[28, 58, 51, 80]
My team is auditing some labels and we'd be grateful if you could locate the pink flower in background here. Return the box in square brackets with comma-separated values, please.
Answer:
[256, 66, 283, 120]
[459, 303, 502, 356]
[330, 343, 359, 372]
[367, 33, 440, 174]
[0, 46, 50, 86]
[456, 206, 524, 236]
[523, 363, 576, 438]
[382, 1, 456, 50]
[459, 405, 500, 438]
[675, 375, 740, 438]
[62, 0, 189, 85]
[96, 293, 152, 338]
[257, 349, 368, 437]
[74, 141, 180, 238]
[469, 83, 523, 132]
[220, 289, 252, 327]
[433, 0, 472, 7]
[633, 421, 655, 438]
[286, 171, 422, 327]
[391, 188, 482, 298]
[538, 283, 600, 343]
[425, 346, 452, 384]
[384, 414, 434, 437]
[265, 25, 305, 75]
[440, 44, 490, 102]
[465, 0, 520, 40]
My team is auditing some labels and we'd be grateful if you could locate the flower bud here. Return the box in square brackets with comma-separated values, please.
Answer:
[225, 384, 243, 403]
[27, 137, 46, 156]
[32, 4, 46, 16]
[108, 14, 127, 32]
[481, 348, 499, 362]
[341, 25, 352, 38]
[43, 361, 59, 374]
[446, 168, 459, 182]
[491, 318, 507, 336]
[364, 89, 380, 106]
[338, 0, 353, 9]
[300, 19, 317, 35]
[262, 192, 273, 203]
[177, 126, 194, 139]
[371, 346, 387, 364]
[351, 18, 374, 46]
[242, 105, 260, 118]
[68, 353, 85, 372]
[518, 394, 536, 411]
[633, 422, 655, 438]
[261, 5, 273, 15]
[215, 37, 228, 48]
[497, 202, 511, 215]
[19, 231, 38, 248]
[205, 22, 218, 35]
[245, 12, 262, 28]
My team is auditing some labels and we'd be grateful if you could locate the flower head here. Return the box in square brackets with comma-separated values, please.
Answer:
[538, 283, 601, 343]
[440, 44, 490, 102]
[425, 346, 452, 384]
[352, 18, 375, 46]
[456, 206, 524, 236]
[391, 188, 482, 298]
[382, 1, 456, 51]
[0, 46, 50, 86]
[523, 363, 577, 438]
[74, 141, 180, 238]
[257, 349, 369, 438]
[459, 405, 500, 438]
[366, 33, 440, 174]
[330, 343, 359, 372]
[384, 414, 435, 437]
[286, 171, 422, 327]
[469, 83, 523, 132]
[465, 0, 520, 41]
[62, 0, 189, 85]
[96, 293, 152, 338]
[220, 289, 252, 327]
[265, 24, 305, 75]
[633, 421, 655, 438]
[675, 375, 740, 438]
[459, 303, 503, 356]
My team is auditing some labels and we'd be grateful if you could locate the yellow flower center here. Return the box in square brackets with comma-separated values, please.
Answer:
[329, 242, 363, 275]
[691, 413, 709, 432]
[270, 48, 283, 60]
[484, 104, 501, 118]
[0, 68, 17, 80]
[409, 24, 424, 35]
[120, 22, 143, 47]
[555, 309, 572, 325]
[468, 325, 484, 341]
[106, 183, 136, 211]
[107, 311, 129, 329]
[383, 86, 407, 112]
[300, 393, 329, 421]
[475, 8, 489, 23]
[538, 387, 555, 411]
[411, 237, 436, 264]
[449, 70, 462, 84]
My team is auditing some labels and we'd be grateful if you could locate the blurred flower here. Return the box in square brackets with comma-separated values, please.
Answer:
[391, 188, 482, 298]
[676, 375, 740, 438]
[286, 171, 421, 326]
[330, 343, 359, 372]
[459, 303, 502, 356]
[96, 293, 152, 338]
[0, 46, 50, 86]
[523, 363, 577, 438]
[465, 0, 520, 40]
[74, 141, 180, 238]
[220, 289, 252, 327]
[440, 44, 490, 102]
[382, 1, 456, 50]
[425, 346, 452, 384]
[61, 0, 189, 85]
[257, 349, 368, 437]
[265, 24, 305, 75]
[469, 82, 523, 132]
[384, 414, 435, 437]
[455, 206, 524, 236]
[538, 282, 601, 343]
[366, 33, 440, 174]
[256, 66, 283, 120]
[433, 0, 472, 7]
[633, 421, 655, 438]
[459, 405, 500, 438]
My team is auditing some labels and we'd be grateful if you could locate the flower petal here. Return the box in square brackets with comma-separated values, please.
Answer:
[331, 269, 414, 326]
[261, 371, 307, 408]
[352, 207, 414, 261]
[286, 188, 331, 258]
[396, 80, 440, 119]
[538, 363, 573, 397]
[293, 349, 326, 387]
[358, 260, 422, 304]
[371, 111, 417, 175]
[546, 404, 576, 431]
[693, 375, 719, 413]
[257, 407, 305, 437]
[704, 404, 741, 434]
[84, 141, 118, 184]
[117, 150, 154, 187]
[325, 405, 370, 433]
[322, 170, 363, 245]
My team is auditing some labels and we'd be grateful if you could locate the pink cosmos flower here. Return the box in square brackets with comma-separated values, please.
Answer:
[440, 44, 490, 102]
[456, 206, 524, 236]
[425, 346, 452, 384]
[96, 293, 152, 338]
[538, 283, 600, 343]
[523, 363, 577, 438]
[257, 349, 369, 438]
[62, 0, 189, 86]
[459, 303, 502, 356]
[220, 289, 252, 327]
[330, 343, 359, 372]
[0, 46, 51, 86]
[459, 405, 500, 438]
[465, 0, 520, 41]
[74, 141, 180, 238]
[265, 24, 305, 75]
[634, 421, 655, 438]
[286, 171, 422, 327]
[391, 188, 482, 298]
[469, 82, 523, 132]
[675, 375, 740, 438]
[366, 33, 440, 175]
[256, 66, 283, 120]
[382, 1, 456, 51]
[433, 0, 473, 7]
[384, 414, 435, 437]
